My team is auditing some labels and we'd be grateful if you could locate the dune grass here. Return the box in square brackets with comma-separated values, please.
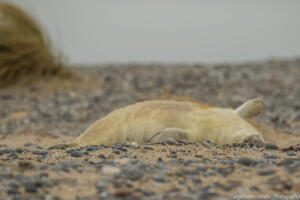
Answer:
[0, 2, 74, 87]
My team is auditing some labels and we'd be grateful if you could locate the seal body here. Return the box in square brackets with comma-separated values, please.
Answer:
[75, 99, 264, 146]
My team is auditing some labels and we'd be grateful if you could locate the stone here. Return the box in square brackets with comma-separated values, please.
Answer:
[237, 157, 255, 166]
[265, 143, 279, 150]
[258, 169, 276, 176]
[287, 150, 297, 156]
[70, 151, 84, 157]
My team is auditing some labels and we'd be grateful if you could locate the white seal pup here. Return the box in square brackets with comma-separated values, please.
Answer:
[71, 98, 264, 146]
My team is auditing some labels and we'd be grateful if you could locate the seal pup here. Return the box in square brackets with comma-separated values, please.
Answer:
[69, 98, 264, 146]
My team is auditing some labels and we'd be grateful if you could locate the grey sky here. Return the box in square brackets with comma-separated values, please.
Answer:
[11, 0, 300, 64]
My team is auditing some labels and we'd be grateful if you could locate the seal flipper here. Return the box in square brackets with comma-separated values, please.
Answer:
[235, 98, 264, 118]
[147, 128, 189, 143]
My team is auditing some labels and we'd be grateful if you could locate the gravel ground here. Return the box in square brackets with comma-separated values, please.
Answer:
[0, 59, 299, 199]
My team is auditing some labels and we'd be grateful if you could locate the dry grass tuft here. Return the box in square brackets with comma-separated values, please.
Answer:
[0, 2, 74, 87]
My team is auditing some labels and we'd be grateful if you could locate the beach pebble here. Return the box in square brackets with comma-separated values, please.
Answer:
[265, 143, 279, 150]
[70, 151, 84, 157]
[258, 169, 276, 176]
[287, 150, 297, 156]
[237, 157, 255, 166]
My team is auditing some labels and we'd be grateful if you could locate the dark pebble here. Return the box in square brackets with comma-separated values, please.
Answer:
[98, 154, 106, 159]
[113, 146, 127, 152]
[258, 169, 276, 176]
[70, 151, 85, 157]
[237, 157, 255, 166]
[287, 150, 297, 156]
[265, 143, 279, 150]
[0, 149, 12, 155]
[8, 181, 19, 189]
[192, 177, 202, 183]
[7, 188, 20, 196]
[138, 189, 155, 196]
[263, 151, 278, 159]
[18, 161, 34, 169]
[143, 146, 154, 150]
[25, 182, 38, 193]
[217, 167, 234, 177]
[24, 142, 34, 147]
[35, 176, 53, 187]
[32, 150, 48, 155]
[153, 175, 170, 183]
[112, 149, 121, 154]
[14, 148, 24, 154]
[121, 165, 144, 181]
[65, 148, 81, 153]
[95, 182, 108, 192]
[85, 146, 100, 152]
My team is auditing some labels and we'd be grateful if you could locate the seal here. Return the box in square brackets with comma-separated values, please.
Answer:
[66, 98, 264, 146]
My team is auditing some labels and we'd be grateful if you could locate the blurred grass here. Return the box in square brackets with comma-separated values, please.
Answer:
[0, 2, 74, 87]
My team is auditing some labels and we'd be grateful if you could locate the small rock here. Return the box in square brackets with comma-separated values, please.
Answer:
[237, 157, 255, 166]
[112, 149, 121, 154]
[95, 182, 107, 192]
[70, 151, 84, 157]
[258, 169, 276, 176]
[265, 143, 279, 150]
[121, 165, 144, 181]
[263, 151, 278, 159]
[287, 150, 296, 156]
[7, 188, 20, 196]
[98, 154, 106, 159]
[143, 146, 154, 150]
[18, 161, 34, 169]
[85, 145, 100, 152]
[24, 142, 34, 147]
[153, 175, 170, 183]
[14, 148, 24, 154]
[32, 150, 48, 155]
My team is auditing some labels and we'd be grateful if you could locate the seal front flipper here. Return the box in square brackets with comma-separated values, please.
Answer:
[147, 128, 189, 143]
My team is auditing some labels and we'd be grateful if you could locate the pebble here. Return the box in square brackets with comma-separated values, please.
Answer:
[265, 143, 279, 150]
[32, 150, 49, 155]
[143, 146, 154, 150]
[263, 151, 278, 159]
[237, 157, 255, 166]
[95, 182, 108, 193]
[121, 165, 144, 181]
[18, 161, 35, 169]
[258, 169, 276, 176]
[0, 149, 13, 155]
[70, 151, 85, 157]
[24, 142, 34, 147]
[287, 150, 297, 156]
[85, 145, 100, 151]
[112, 149, 121, 154]
[98, 154, 106, 159]
[153, 175, 170, 183]
[7, 188, 20, 196]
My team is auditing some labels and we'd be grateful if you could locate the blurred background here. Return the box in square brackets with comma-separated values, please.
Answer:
[10, 0, 300, 65]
